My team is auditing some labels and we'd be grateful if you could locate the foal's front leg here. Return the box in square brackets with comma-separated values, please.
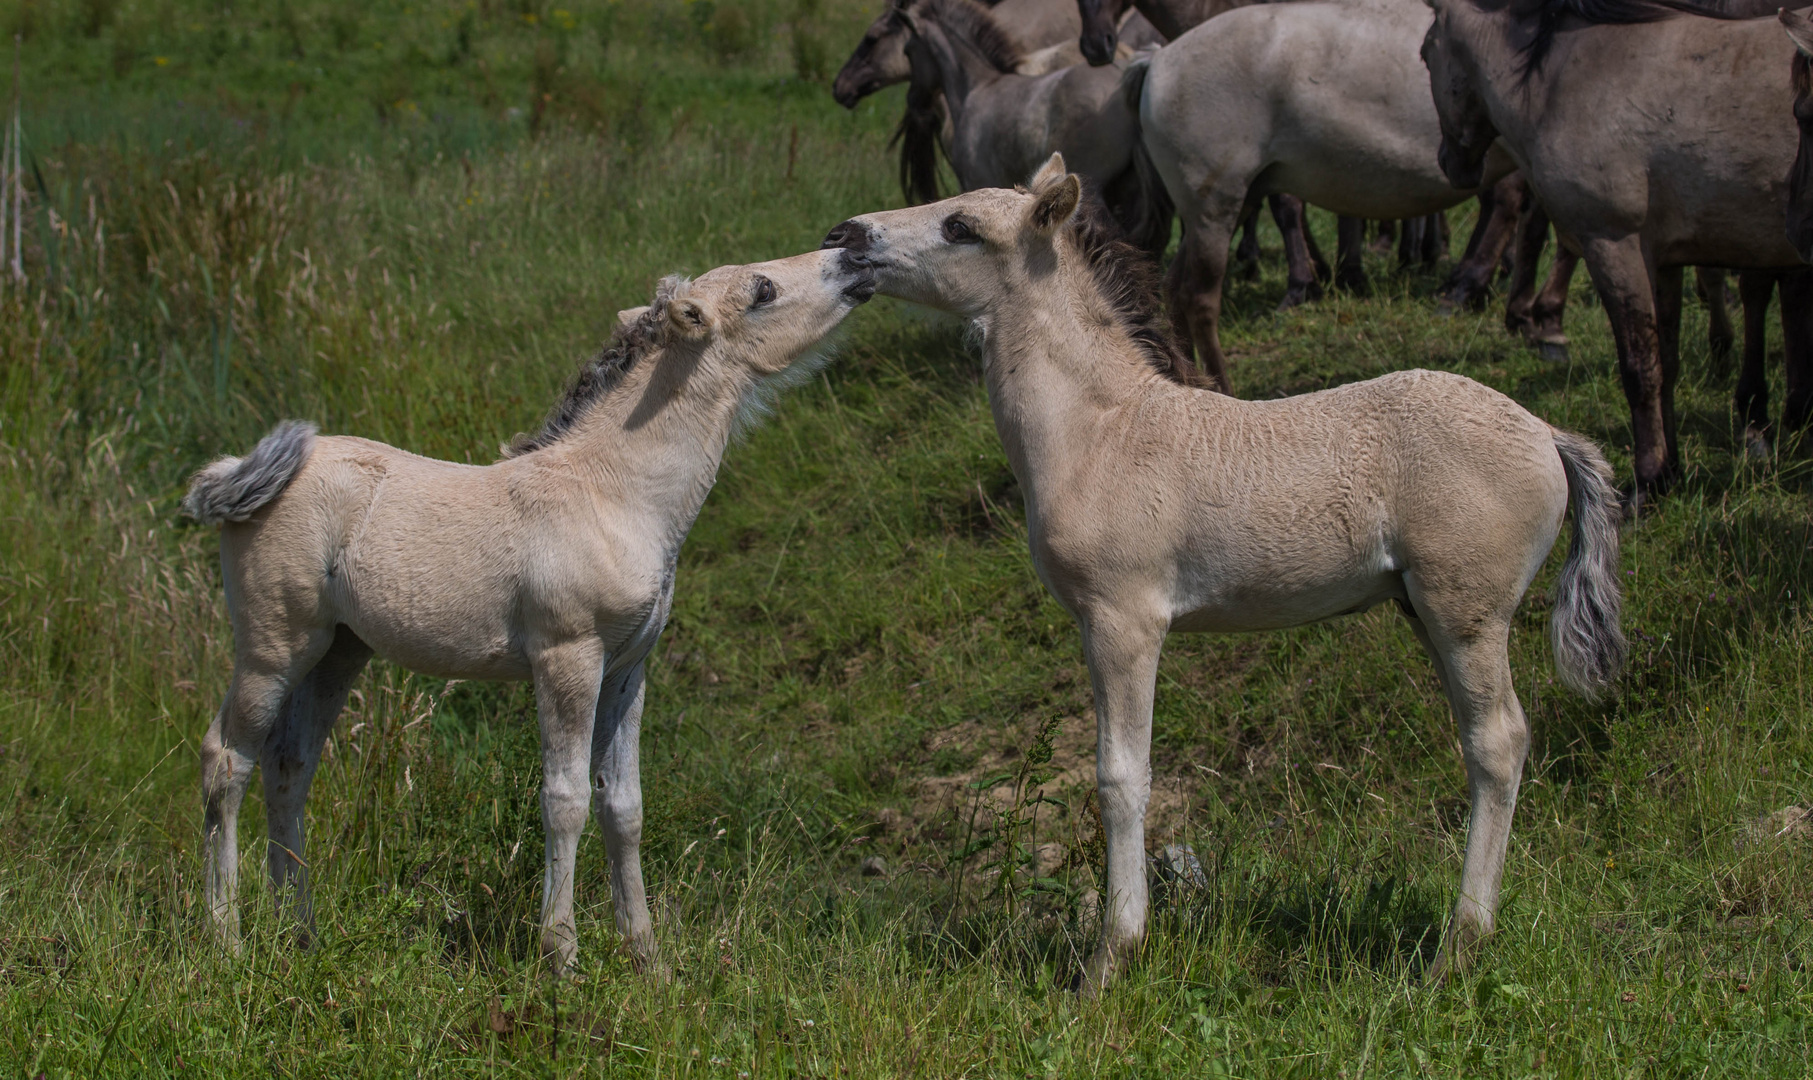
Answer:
[531, 640, 607, 973]
[1077, 612, 1166, 997]
[590, 661, 663, 976]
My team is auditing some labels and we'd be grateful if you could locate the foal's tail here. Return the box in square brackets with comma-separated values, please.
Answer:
[1119, 54, 1174, 256]
[181, 420, 318, 526]
[1549, 428, 1625, 697]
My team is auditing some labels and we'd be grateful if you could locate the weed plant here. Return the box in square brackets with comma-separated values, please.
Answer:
[1, 0, 1812, 1075]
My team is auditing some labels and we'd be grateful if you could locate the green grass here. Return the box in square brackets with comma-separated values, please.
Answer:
[3, 0, 1813, 1075]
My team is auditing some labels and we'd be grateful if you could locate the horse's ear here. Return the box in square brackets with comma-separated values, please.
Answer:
[616, 305, 651, 328]
[1027, 152, 1068, 192]
[1783, 8, 1813, 57]
[667, 297, 713, 339]
[1029, 172, 1082, 234]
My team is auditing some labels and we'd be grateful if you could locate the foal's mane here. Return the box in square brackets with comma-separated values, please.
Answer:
[1518, 0, 1778, 78]
[1055, 190, 1211, 390]
[902, 0, 1025, 74]
[503, 276, 683, 458]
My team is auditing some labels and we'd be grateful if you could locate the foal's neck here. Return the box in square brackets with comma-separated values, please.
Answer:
[977, 252, 1192, 492]
[527, 348, 750, 547]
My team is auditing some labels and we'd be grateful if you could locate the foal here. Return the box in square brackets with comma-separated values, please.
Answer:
[824, 156, 1625, 991]
[185, 250, 875, 973]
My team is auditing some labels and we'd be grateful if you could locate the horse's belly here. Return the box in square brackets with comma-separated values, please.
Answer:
[1169, 570, 1403, 634]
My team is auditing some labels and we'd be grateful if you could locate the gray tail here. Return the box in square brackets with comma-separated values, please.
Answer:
[181, 420, 318, 526]
[1119, 55, 1174, 256]
[1549, 428, 1625, 697]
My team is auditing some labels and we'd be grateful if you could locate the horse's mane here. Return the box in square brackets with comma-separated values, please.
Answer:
[1796, 49, 1812, 96]
[1055, 187, 1211, 390]
[503, 276, 684, 458]
[1519, 0, 1777, 78]
[903, 0, 1025, 74]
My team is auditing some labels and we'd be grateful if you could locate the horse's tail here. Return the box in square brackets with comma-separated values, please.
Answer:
[1119, 53, 1174, 255]
[1548, 427, 1625, 697]
[891, 84, 945, 206]
[181, 420, 318, 526]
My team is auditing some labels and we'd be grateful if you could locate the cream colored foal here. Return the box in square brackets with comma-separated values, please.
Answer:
[185, 250, 875, 974]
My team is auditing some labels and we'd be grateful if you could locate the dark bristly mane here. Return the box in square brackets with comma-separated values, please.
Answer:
[1059, 189, 1212, 390]
[1519, 0, 1776, 78]
[503, 277, 682, 458]
[1795, 49, 1812, 97]
[904, 0, 1025, 74]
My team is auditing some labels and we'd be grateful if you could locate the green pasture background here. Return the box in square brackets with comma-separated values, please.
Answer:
[0, 0, 1810, 1074]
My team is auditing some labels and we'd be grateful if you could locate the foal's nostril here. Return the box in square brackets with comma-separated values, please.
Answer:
[821, 219, 873, 253]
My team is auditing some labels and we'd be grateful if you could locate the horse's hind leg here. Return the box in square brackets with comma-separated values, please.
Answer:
[1776, 269, 1813, 436]
[589, 661, 664, 977]
[1697, 268, 1735, 373]
[1335, 215, 1369, 296]
[1270, 195, 1323, 310]
[1176, 217, 1237, 394]
[202, 627, 336, 951]
[1735, 270, 1776, 457]
[1402, 603, 1527, 984]
[260, 624, 371, 946]
[1233, 214, 1261, 281]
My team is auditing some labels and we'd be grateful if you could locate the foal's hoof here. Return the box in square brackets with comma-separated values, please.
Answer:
[1536, 340, 1570, 364]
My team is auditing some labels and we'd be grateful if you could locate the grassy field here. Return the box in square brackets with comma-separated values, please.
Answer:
[2, 0, 1812, 1074]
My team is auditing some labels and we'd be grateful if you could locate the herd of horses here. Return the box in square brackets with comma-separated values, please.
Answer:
[834, 0, 1813, 506]
[180, 0, 1813, 999]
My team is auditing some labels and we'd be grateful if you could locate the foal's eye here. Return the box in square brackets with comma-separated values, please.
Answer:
[942, 215, 979, 244]
[751, 277, 777, 308]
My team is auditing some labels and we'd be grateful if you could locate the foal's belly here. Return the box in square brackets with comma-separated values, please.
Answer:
[344, 604, 532, 682]
[1168, 569, 1405, 635]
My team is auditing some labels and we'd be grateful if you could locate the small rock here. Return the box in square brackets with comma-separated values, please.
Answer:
[1739, 806, 1812, 850]
[1151, 843, 1207, 890]
[859, 855, 888, 878]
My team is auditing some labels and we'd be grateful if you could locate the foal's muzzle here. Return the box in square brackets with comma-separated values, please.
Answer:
[822, 219, 875, 255]
[838, 247, 877, 302]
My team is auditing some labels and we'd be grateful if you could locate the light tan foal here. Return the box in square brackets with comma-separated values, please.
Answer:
[184, 250, 875, 974]
[824, 155, 1625, 993]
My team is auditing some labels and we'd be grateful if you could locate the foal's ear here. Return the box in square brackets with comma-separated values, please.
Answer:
[667, 297, 714, 339]
[1027, 152, 1068, 192]
[1783, 8, 1813, 58]
[616, 305, 651, 328]
[1029, 172, 1082, 234]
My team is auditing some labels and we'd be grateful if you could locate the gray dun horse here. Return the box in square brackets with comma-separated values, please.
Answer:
[184, 250, 875, 974]
[824, 157, 1625, 991]
[1129, 0, 1515, 392]
[1424, 0, 1804, 500]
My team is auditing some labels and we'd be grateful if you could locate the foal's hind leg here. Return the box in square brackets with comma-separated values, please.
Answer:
[202, 627, 336, 951]
[1403, 603, 1527, 984]
[260, 625, 372, 945]
[590, 661, 664, 977]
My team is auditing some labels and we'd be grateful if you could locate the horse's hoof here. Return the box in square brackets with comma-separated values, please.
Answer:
[1234, 259, 1260, 282]
[1537, 341, 1570, 364]
[1276, 286, 1319, 311]
[1434, 299, 1459, 318]
[1745, 429, 1773, 462]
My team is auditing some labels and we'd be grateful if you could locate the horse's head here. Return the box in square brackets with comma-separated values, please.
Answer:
[821, 154, 1085, 318]
[1421, 1, 1498, 190]
[833, 2, 914, 108]
[1782, 9, 1813, 263]
[650, 251, 875, 379]
[1077, 0, 1131, 66]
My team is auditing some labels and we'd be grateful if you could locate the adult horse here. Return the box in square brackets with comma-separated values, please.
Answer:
[1131, 0, 1514, 392]
[834, 0, 1161, 204]
[185, 251, 875, 974]
[1424, 0, 1805, 501]
[893, 0, 1171, 249]
[822, 157, 1624, 992]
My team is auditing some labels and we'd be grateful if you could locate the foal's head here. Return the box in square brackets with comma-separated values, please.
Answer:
[820, 153, 1205, 386]
[506, 250, 874, 456]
